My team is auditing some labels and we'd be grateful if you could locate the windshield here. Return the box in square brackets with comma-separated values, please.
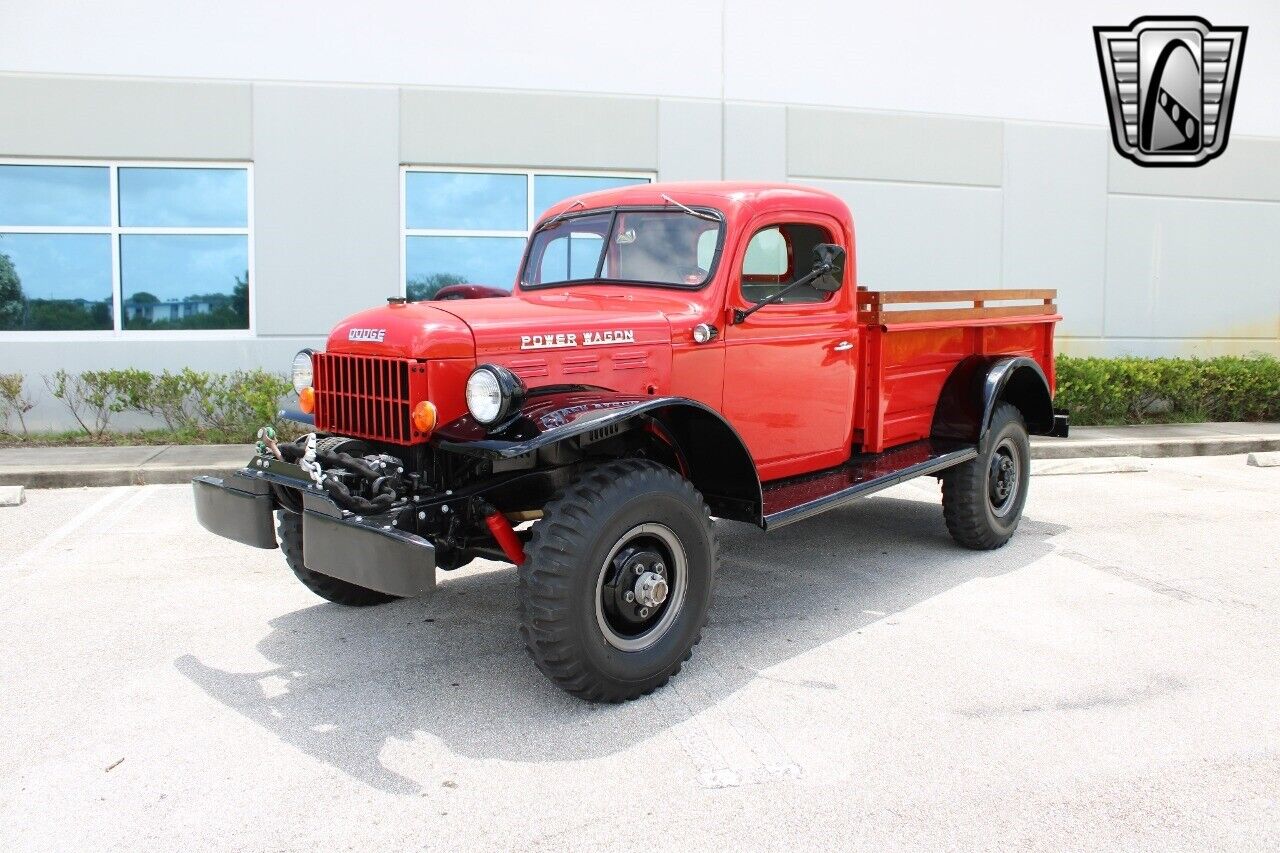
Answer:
[521, 208, 723, 289]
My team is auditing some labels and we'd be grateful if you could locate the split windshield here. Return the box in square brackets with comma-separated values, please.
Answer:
[520, 208, 723, 289]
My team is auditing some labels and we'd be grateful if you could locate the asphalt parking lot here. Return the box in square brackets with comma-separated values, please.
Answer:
[2, 455, 1277, 851]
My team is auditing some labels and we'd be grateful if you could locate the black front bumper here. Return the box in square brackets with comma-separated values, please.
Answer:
[193, 461, 436, 598]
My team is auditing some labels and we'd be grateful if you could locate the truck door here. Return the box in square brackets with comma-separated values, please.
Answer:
[722, 216, 857, 481]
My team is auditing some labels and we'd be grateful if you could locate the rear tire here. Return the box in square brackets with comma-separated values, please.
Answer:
[519, 459, 717, 702]
[276, 512, 399, 606]
[941, 402, 1030, 550]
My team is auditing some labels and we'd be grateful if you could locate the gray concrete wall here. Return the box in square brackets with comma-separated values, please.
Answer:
[1, 72, 1277, 431]
[254, 84, 401, 336]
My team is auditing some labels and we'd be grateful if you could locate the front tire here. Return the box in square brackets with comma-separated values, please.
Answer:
[941, 402, 1031, 550]
[276, 512, 399, 607]
[519, 460, 717, 702]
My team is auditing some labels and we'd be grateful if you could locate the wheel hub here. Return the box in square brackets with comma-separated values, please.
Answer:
[634, 571, 668, 608]
[595, 524, 688, 652]
[987, 440, 1020, 515]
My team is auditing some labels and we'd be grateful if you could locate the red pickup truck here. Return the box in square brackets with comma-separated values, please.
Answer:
[194, 182, 1068, 702]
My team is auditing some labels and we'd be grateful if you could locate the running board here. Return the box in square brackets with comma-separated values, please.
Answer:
[761, 439, 978, 530]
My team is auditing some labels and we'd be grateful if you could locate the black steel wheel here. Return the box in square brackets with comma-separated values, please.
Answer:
[941, 402, 1031, 550]
[519, 459, 717, 702]
[276, 512, 399, 607]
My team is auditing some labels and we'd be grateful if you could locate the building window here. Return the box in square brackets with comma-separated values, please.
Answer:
[0, 162, 252, 335]
[402, 168, 650, 301]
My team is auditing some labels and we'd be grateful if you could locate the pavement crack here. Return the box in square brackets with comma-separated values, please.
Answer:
[1060, 548, 1216, 605]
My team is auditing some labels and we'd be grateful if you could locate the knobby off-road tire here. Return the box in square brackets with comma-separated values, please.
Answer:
[942, 402, 1031, 550]
[276, 511, 399, 606]
[519, 459, 717, 702]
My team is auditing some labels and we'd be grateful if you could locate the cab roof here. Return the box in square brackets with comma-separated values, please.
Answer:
[537, 181, 853, 232]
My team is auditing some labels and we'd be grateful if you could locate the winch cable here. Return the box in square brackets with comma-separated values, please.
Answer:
[277, 441, 399, 515]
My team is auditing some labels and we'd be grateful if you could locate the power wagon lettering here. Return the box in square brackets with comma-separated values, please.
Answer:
[520, 329, 635, 350]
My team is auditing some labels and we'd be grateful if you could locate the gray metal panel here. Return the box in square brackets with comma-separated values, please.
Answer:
[803, 178, 1003, 292]
[400, 88, 657, 170]
[1002, 123, 1108, 337]
[658, 99, 721, 182]
[787, 108, 1003, 187]
[1104, 195, 1280, 340]
[1108, 136, 1280, 202]
[0, 74, 251, 159]
[252, 84, 401, 337]
[723, 103, 785, 181]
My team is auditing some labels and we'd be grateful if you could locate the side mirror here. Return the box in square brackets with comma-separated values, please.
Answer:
[811, 244, 845, 292]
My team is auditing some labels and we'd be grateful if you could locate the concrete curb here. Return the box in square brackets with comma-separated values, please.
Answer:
[2, 429, 1279, 489]
[1247, 451, 1280, 468]
[1, 465, 247, 490]
[1031, 456, 1150, 476]
[1029, 435, 1280, 460]
[0, 444, 253, 490]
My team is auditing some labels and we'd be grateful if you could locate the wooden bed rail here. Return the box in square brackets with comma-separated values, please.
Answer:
[856, 289, 1058, 325]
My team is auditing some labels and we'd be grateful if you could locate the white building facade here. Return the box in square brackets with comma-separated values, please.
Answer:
[1, 1, 1277, 428]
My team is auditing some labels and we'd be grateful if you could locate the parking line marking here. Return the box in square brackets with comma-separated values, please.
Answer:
[3, 486, 138, 575]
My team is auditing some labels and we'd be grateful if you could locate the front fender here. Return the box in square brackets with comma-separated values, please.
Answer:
[932, 356, 1057, 443]
[433, 388, 763, 524]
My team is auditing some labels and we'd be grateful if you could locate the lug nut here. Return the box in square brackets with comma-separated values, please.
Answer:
[654, 562, 665, 574]
[635, 565, 645, 575]
[624, 591, 635, 602]
[639, 607, 650, 618]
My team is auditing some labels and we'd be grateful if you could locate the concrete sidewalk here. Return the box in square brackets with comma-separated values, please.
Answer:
[1, 422, 1278, 488]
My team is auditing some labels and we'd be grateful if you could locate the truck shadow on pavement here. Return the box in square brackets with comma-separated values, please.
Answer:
[176, 491, 1066, 795]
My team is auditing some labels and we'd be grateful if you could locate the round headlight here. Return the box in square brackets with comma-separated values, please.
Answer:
[291, 349, 314, 394]
[465, 364, 525, 426]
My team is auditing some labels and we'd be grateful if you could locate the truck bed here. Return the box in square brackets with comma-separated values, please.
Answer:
[854, 289, 1060, 454]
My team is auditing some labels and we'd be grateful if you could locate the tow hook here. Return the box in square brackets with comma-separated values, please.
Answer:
[479, 500, 526, 564]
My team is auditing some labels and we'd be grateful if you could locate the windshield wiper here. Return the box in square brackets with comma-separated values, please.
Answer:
[661, 194, 718, 223]
[543, 199, 585, 228]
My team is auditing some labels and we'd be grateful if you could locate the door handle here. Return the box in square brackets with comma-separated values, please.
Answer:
[833, 341, 854, 352]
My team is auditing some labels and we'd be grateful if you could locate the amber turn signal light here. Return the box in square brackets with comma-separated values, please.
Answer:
[298, 386, 316, 414]
[412, 400, 438, 435]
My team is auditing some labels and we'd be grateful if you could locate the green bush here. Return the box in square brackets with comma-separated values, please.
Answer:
[1056, 354, 1280, 425]
[4, 356, 1277, 444]
[0, 373, 34, 438]
[37, 368, 291, 442]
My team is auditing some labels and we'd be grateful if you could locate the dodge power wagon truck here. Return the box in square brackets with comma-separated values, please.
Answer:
[194, 182, 1068, 702]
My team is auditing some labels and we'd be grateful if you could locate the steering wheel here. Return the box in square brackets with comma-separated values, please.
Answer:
[676, 266, 707, 284]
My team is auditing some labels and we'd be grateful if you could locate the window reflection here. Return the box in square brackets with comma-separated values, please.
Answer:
[405, 236, 525, 300]
[121, 235, 249, 330]
[405, 172, 527, 230]
[0, 233, 113, 331]
[533, 175, 648, 219]
[0, 165, 109, 227]
[119, 168, 248, 228]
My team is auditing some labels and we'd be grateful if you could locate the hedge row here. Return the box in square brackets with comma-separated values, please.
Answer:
[2, 356, 1277, 443]
[1, 369, 291, 442]
[1054, 355, 1280, 425]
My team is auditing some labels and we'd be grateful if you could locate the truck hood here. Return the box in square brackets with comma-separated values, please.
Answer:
[325, 293, 674, 386]
[326, 303, 476, 359]
[429, 295, 672, 362]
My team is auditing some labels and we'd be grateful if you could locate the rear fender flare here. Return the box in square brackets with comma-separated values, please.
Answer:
[932, 356, 1056, 443]
[434, 390, 763, 524]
